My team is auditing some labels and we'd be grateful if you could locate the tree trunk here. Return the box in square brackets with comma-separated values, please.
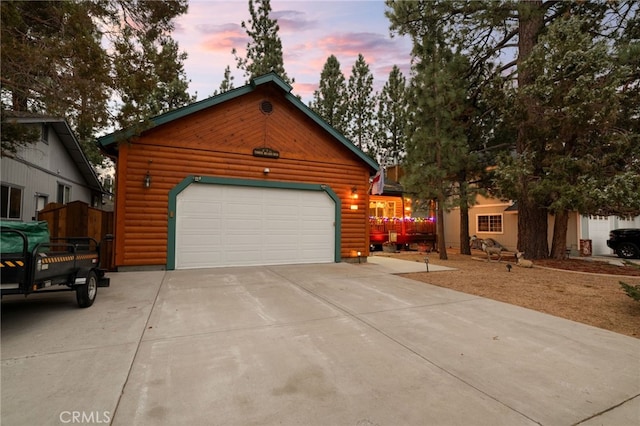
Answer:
[459, 180, 471, 255]
[459, 205, 470, 255]
[550, 210, 570, 259]
[436, 198, 448, 260]
[517, 193, 549, 259]
[516, 0, 548, 259]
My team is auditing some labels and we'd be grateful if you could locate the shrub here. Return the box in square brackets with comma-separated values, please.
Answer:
[620, 281, 640, 302]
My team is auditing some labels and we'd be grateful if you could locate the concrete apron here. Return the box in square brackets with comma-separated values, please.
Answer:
[1, 260, 638, 426]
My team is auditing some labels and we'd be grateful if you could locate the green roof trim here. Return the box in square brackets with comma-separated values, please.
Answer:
[97, 72, 378, 171]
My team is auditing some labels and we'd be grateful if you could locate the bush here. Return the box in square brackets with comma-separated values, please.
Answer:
[620, 281, 640, 301]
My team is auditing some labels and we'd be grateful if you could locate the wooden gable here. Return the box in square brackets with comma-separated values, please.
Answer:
[100, 73, 377, 268]
[137, 85, 364, 168]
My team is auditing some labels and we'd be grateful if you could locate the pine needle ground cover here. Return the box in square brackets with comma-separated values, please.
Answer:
[377, 251, 640, 338]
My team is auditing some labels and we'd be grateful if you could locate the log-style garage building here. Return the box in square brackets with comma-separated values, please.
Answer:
[99, 73, 378, 270]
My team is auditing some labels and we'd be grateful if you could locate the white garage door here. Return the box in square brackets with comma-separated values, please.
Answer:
[175, 184, 335, 269]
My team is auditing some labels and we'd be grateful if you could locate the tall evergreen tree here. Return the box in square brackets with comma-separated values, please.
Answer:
[346, 54, 375, 152]
[402, 27, 470, 260]
[113, 30, 195, 129]
[1, 1, 110, 163]
[497, 15, 640, 258]
[1, 0, 192, 165]
[233, 0, 293, 84]
[387, 1, 493, 256]
[386, 0, 638, 259]
[309, 55, 348, 135]
[212, 65, 236, 96]
[375, 65, 407, 165]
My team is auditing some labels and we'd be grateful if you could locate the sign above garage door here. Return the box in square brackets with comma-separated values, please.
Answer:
[167, 176, 341, 270]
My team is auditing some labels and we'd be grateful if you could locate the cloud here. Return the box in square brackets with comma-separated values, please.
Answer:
[196, 23, 241, 35]
[197, 23, 248, 52]
[318, 32, 397, 58]
[292, 82, 318, 100]
[174, 20, 188, 35]
[273, 10, 318, 32]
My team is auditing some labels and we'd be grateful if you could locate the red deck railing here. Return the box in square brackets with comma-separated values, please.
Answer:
[369, 217, 437, 247]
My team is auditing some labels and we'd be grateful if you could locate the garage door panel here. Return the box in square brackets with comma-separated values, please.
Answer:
[225, 219, 261, 232]
[176, 184, 335, 269]
[265, 206, 295, 218]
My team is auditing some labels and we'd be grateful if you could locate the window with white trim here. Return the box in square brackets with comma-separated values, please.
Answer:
[57, 183, 71, 204]
[1, 184, 23, 219]
[477, 214, 503, 233]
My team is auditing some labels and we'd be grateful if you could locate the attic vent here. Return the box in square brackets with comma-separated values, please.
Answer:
[260, 100, 273, 115]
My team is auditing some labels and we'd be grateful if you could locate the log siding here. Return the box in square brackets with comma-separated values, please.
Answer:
[110, 80, 374, 268]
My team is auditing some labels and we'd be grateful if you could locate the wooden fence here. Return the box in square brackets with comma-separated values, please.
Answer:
[38, 201, 115, 270]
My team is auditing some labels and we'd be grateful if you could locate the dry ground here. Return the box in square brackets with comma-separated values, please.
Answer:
[375, 249, 640, 338]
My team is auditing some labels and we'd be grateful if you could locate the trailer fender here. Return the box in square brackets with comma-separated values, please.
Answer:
[73, 268, 90, 285]
[95, 268, 110, 288]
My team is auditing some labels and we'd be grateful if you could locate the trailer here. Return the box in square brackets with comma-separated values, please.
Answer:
[1, 222, 109, 308]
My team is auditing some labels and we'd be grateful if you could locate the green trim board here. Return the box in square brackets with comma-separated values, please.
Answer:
[166, 175, 342, 270]
[97, 72, 378, 172]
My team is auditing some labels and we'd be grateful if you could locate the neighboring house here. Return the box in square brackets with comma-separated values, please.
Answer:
[444, 195, 640, 256]
[1, 114, 104, 222]
[98, 73, 378, 271]
[580, 214, 640, 256]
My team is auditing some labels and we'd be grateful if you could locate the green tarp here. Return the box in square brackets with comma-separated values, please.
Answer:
[0, 221, 50, 254]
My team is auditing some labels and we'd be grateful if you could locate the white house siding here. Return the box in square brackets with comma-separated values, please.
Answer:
[581, 215, 640, 256]
[1, 129, 92, 221]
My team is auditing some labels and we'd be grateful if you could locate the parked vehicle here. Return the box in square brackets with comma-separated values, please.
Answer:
[1, 222, 109, 307]
[606, 228, 640, 259]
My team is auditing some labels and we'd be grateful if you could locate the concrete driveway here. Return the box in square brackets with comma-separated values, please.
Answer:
[2, 259, 639, 425]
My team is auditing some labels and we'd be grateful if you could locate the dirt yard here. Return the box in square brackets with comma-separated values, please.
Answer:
[375, 249, 640, 338]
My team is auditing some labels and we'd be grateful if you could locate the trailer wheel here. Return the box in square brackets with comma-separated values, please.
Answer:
[77, 270, 98, 308]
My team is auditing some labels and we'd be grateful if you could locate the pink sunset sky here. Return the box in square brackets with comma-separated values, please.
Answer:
[173, 0, 413, 104]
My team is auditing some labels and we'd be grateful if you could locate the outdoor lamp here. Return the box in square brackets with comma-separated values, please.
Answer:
[144, 171, 151, 188]
[350, 186, 358, 210]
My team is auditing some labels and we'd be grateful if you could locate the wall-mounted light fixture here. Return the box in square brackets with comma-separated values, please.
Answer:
[144, 159, 152, 188]
[263, 168, 270, 175]
[350, 186, 358, 210]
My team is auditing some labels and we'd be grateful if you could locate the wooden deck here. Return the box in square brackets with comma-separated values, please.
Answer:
[369, 217, 437, 248]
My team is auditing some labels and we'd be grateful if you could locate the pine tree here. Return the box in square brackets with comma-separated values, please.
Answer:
[212, 65, 236, 96]
[1, 0, 193, 165]
[519, 15, 639, 258]
[113, 31, 195, 129]
[309, 55, 348, 135]
[1, 1, 110, 163]
[375, 65, 407, 165]
[346, 54, 374, 152]
[233, 0, 293, 84]
[403, 32, 470, 260]
[386, 0, 638, 259]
